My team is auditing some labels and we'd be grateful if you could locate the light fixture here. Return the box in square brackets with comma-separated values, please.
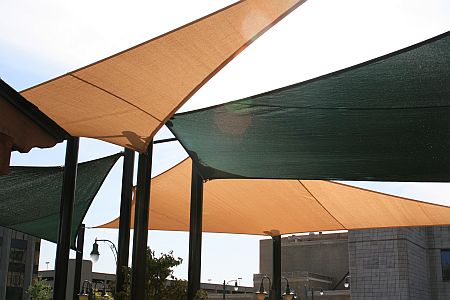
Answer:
[282, 277, 294, 300]
[234, 281, 238, 292]
[344, 276, 350, 288]
[90, 240, 100, 263]
[320, 289, 324, 296]
[255, 276, 271, 300]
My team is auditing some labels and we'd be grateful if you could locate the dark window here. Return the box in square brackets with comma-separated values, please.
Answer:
[6, 286, 23, 300]
[42, 276, 54, 282]
[441, 249, 450, 281]
[10, 239, 27, 250]
[8, 262, 25, 273]
[10, 250, 24, 262]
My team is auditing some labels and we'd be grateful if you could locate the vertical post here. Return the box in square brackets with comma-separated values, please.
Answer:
[222, 280, 226, 299]
[187, 164, 204, 299]
[73, 224, 85, 300]
[131, 143, 153, 300]
[273, 235, 281, 300]
[53, 136, 79, 300]
[116, 148, 135, 294]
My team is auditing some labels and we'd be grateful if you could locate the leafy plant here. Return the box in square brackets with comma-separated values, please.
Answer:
[27, 277, 53, 300]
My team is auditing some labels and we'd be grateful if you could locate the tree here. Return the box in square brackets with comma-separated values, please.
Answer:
[111, 247, 206, 299]
[27, 277, 53, 300]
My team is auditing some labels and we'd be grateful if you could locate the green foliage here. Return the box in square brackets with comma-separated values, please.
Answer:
[110, 247, 206, 299]
[27, 277, 53, 300]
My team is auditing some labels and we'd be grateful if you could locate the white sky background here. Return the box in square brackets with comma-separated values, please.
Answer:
[1, 0, 450, 287]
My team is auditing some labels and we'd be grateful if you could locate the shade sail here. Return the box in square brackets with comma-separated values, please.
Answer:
[0, 153, 120, 247]
[167, 31, 450, 181]
[0, 79, 66, 175]
[98, 159, 450, 235]
[19, 0, 305, 152]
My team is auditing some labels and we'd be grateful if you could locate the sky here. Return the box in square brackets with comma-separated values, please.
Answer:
[1, 0, 450, 287]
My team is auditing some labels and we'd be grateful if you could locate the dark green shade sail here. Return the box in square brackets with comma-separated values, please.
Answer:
[168, 31, 450, 181]
[0, 153, 121, 247]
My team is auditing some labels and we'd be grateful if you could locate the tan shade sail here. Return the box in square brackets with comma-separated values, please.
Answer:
[99, 159, 450, 235]
[20, 0, 305, 152]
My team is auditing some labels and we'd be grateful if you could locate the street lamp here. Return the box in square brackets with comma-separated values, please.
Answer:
[93, 281, 107, 297]
[79, 280, 93, 300]
[319, 289, 324, 296]
[282, 277, 294, 300]
[344, 276, 350, 288]
[90, 238, 118, 263]
[222, 278, 241, 299]
[255, 275, 271, 300]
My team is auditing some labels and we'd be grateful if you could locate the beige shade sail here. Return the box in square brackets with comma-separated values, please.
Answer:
[98, 159, 450, 235]
[20, 0, 305, 152]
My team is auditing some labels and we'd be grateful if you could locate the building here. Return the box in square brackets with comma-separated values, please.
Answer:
[0, 226, 40, 300]
[40, 259, 254, 300]
[255, 226, 450, 300]
[39, 259, 115, 300]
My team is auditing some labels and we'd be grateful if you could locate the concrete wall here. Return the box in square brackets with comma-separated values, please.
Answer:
[260, 233, 349, 287]
[348, 228, 431, 300]
[426, 226, 450, 300]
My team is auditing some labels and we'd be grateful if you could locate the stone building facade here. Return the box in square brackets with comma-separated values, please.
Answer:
[349, 226, 450, 300]
[0, 226, 40, 300]
[256, 226, 450, 300]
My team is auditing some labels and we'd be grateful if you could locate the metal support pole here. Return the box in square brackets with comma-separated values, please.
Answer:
[131, 143, 153, 300]
[116, 148, 135, 294]
[53, 136, 79, 300]
[187, 165, 204, 299]
[73, 224, 85, 300]
[273, 235, 281, 300]
[222, 280, 226, 299]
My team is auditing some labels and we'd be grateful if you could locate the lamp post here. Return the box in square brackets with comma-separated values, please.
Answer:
[282, 277, 294, 300]
[222, 278, 240, 299]
[255, 275, 272, 300]
[90, 238, 118, 263]
[78, 280, 93, 300]
[344, 276, 350, 288]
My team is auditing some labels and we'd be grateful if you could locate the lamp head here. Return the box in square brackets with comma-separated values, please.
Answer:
[256, 278, 268, 300]
[234, 281, 238, 292]
[344, 276, 350, 288]
[90, 240, 100, 263]
[320, 289, 324, 296]
[255, 290, 268, 300]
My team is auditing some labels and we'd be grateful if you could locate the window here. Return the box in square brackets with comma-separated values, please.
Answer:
[441, 249, 450, 281]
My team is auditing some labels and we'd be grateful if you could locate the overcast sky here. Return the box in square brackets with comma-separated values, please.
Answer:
[1, 0, 449, 287]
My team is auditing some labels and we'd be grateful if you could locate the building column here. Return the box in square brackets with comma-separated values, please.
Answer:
[187, 165, 204, 299]
[116, 148, 135, 294]
[131, 143, 153, 299]
[0, 227, 12, 299]
[53, 137, 79, 300]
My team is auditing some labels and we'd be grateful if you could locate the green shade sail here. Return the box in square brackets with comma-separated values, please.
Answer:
[168, 31, 450, 181]
[0, 153, 121, 247]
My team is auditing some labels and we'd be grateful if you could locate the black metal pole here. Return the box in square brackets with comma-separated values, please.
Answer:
[222, 280, 226, 299]
[187, 164, 204, 299]
[131, 143, 153, 300]
[116, 148, 135, 294]
[273, 235, 282, 300]
[73, 223, 85, 300]
[53, 136, 79, 300]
